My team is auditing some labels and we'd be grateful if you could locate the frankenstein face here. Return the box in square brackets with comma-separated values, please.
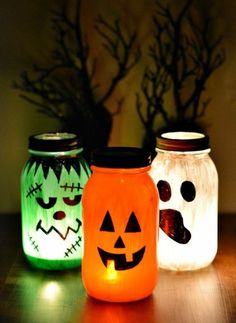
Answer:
[21, 157, 90, 262]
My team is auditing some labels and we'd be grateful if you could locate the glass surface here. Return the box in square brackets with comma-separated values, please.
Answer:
[150, 150, 218, 271]
[21, 155, 91, 270]
[82, 166, 159, 302]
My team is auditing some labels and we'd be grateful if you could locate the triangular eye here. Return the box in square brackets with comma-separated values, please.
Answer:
[100, 210, 115, 232]
[125, 212, 141, 232]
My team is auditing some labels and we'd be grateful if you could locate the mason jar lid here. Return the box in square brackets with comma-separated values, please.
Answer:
[156, 132, 210, 152]
[28, 132, 81, 152]
[91, 147, 151, 168]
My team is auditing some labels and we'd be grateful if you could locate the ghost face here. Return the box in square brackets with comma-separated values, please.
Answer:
[157, 179, 196, 244]
[150, 151, 218, 270]
[21, 161, 90, 267]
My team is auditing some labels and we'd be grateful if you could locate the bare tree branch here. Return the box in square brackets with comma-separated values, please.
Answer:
[14, 0, 140, 159]
[137, 0, 225, 147]
[95, 15, 140, 105]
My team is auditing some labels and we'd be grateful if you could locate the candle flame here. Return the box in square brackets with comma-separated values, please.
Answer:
[107, 260, 117, 280]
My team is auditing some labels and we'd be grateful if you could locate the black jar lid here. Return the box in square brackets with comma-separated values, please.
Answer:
[29, 132, 81, 152]
[91, 147, 151, 168]
[156, 132, 210, 152]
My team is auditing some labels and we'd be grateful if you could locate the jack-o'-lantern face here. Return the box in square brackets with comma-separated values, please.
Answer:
[98, 210, 145, 270]
[157, 180, 196, 244]
[21, 158, 90, 262]
[81, 159, 158, 301]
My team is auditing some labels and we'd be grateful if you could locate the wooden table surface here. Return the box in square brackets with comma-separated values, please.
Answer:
[0, 213, 235, 323]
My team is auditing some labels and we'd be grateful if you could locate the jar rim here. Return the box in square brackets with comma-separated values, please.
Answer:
[156, 131, 210, 152]
[28, 132, 82, 152]
[91, 147, 151, 168]
[91, 165, 151, 173]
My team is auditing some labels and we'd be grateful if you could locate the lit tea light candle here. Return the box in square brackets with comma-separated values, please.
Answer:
[106, 260, 118, 281]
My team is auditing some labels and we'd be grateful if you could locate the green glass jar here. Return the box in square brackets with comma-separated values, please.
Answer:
[21, 132, 91, 270]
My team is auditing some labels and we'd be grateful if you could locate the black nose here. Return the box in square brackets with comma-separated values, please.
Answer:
[53, 211, 66, 220]
[114, 236, 125, 248]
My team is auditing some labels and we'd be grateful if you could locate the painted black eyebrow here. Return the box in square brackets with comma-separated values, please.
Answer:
[60, 183, 83, 192]
[26, 183, 42, 198]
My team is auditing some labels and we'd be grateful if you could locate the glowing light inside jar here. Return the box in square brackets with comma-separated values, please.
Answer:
[150, 132, 218, 271]
[106, 260, 118, 281]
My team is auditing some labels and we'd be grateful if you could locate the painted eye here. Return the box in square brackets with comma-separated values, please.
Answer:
[181, 181, 196, 202]
[125, 212, 141, 232]
[157, 180, 171, 202]
[100, 211, 115, 232]
[63, 195, 82, 206]
[36, 197, 57, 209]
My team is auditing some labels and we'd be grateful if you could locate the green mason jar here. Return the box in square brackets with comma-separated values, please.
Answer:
[21, 132, 91, 270]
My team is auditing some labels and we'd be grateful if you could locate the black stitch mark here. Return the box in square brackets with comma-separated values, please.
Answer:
[60, 183, 83, 192]
[64, 236, 82, 258]
[28, 234, 39, 252]
[26, 183, 42, 198]
[36, 218, 82, 240]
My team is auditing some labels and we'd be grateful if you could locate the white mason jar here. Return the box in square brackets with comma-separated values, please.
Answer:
[150, 132, 218, 271]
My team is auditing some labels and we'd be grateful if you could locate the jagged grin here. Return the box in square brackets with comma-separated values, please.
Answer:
[36, 218, 82, 240]
[97, 246, 145, 270]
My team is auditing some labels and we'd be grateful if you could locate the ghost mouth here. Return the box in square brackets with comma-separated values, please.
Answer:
[97, 246, 145, 270]
[160, 209, 191, 244]
[36, 218, 82, 240]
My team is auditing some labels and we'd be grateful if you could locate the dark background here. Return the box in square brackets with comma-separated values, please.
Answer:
[0, 0, 235, 214]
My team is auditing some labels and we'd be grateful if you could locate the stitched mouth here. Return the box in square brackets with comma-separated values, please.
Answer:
[160, 209, 191, 244]
[36, 218, 82, 240]
[64, 236, 82, 258]
[28, 234, 39, 252]
[97, 246, 145, 270]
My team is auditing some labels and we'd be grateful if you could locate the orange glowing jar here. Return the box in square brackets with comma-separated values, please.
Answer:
[82, 147, 159, 302]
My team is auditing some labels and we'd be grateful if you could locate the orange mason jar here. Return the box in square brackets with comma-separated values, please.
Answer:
[82, 147, 159, 302]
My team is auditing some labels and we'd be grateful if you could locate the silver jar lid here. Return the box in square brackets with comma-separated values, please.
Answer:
[156, 132, 210, 152]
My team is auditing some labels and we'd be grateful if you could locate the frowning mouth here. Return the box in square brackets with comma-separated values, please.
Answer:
[160, 209, 191, 244]
[36, 218, 82, 240]
[97, 246, 145, 270]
